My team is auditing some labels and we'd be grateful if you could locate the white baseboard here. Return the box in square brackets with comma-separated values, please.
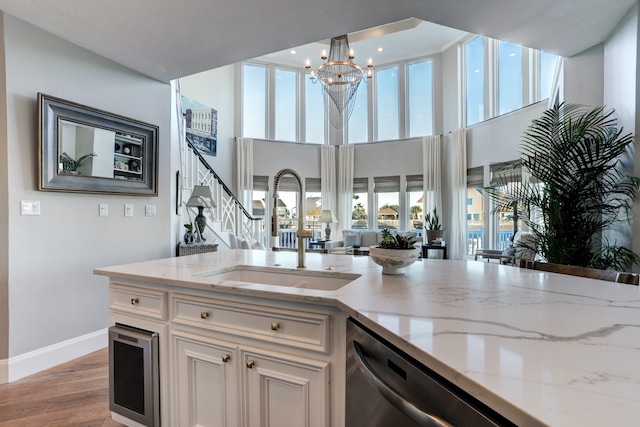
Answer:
[5, 328, 108, 383]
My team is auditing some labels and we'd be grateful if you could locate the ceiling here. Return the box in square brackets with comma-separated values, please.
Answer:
[255, 18, 470, 69]
[0, 0, 635, 82]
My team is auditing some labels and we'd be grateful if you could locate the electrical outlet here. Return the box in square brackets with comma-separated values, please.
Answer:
[145, 205, 156, 217]
[124, 204, 134, 217]
[21, 200, 40, 216]
[99, 203, 108, 217]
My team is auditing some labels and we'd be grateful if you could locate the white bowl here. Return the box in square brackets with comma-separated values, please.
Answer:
[369, 246, 420, 275]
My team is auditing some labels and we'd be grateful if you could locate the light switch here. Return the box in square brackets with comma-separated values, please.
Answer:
[145, 205, 156, 217]
[124, 204, 134, 217]
[99, 203, 108, 217]
[21, 200, 40, 216]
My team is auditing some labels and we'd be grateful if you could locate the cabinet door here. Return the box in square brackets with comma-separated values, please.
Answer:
[241, 346, 329, 427]
[173, 333, 239, 427]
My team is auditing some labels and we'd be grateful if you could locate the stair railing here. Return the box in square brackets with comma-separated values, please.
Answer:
[181, 136, 264, 249]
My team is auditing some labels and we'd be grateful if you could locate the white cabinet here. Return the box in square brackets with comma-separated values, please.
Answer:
[173, 330, 329, 427]
[170, 292, 334, 427]
[113, 133, 143, 180]
[241, 346, 328, 427]
[173, 332, 239, 427]
[108, 283, 345, 427]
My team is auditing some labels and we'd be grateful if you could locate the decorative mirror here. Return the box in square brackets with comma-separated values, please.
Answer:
[38, 93, 159, 195]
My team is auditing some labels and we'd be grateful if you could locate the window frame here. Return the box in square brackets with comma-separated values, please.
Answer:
[240, 55, 437, 145]
[462, 36, 559, 128]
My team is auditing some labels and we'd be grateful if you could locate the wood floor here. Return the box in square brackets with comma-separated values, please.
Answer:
[0, 348, 123, 427]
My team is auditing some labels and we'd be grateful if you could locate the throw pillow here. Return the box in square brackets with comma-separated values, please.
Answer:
[250, 239, 266, 250]
[343, 230, 361, 248]
[236, 236, 251, 250]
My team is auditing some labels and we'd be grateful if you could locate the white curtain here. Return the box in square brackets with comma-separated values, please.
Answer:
[422, 135, 442, 218]
[337, 145, 354, 238]
[450, 129, 467, 260]
[236, 137, 253, 209]
[321, 145, 337, 239]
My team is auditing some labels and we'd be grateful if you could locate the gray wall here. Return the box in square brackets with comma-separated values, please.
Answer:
[1, 14, 173, 371]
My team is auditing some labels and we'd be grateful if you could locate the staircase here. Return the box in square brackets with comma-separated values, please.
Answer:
[180, 137, 264, 250]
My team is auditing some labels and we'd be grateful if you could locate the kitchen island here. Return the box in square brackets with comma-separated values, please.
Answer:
[95, 250, 640, 426]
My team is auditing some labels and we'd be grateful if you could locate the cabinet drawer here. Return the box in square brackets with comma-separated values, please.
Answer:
[110, 284, 168, 320]
[172, 294, 330, 354]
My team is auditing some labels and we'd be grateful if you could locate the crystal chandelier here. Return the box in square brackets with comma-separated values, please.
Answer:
[305, 35, 373, 128]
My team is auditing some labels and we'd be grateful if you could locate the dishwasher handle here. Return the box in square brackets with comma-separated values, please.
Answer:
[353, 341, 455, 427]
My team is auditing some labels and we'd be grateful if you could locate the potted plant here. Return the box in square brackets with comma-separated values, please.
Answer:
[183, 223, 196, 244]
[59, 151, 96, 174]
[485, 103, 640, 271]
[424, 207, 444, 244]
[369, 229, 420, 275]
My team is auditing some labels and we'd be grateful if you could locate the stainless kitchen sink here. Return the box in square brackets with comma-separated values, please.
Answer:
[194, 265, 360, 291]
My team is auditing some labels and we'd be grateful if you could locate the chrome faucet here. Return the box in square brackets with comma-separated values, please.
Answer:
[272, 168, 313, 268]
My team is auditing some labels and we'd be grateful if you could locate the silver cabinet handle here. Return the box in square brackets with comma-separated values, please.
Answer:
[246, 360, 255, 369]
[222, 354, 231, 363]
[353, 341, 455, 427]
[130, 298, 139, 305]
[201, 311, 210, 319]
[271, 321, 280, 331]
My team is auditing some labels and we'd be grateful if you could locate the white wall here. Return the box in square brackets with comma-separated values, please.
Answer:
[564, 44, 605, 107]
[254, 141, 321, 179]
[603, 4, 637, 260]
[1, 14, 173, 379]
[179, 66, 235, 187]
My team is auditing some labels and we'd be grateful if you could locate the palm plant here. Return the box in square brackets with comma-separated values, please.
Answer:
[378, 228, 417, 249]
[486, 103, 640, 271]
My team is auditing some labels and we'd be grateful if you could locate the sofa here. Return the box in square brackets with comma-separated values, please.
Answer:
[330, 230, 423, 254]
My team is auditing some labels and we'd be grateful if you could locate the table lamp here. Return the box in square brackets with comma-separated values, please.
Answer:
[187, 185, 216, 241]
[319, 209, 337, 240]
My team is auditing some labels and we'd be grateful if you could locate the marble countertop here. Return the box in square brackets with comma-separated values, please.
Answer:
[94, 250, 640, 426]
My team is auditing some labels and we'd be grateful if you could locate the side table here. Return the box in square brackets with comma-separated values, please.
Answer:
[177, 243, 218, 256]
[421, 244, 447, 259]
[308, 240, 326, 250]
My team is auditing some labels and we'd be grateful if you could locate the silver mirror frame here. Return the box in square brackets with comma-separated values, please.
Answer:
[38, 93, 159, 196]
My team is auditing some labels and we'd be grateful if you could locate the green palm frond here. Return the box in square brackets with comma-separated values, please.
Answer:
[485, 103, 640, 271]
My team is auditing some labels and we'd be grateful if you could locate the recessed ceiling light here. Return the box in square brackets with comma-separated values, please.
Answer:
[377, 47, 384, 52]
[290, 49, 297, 55]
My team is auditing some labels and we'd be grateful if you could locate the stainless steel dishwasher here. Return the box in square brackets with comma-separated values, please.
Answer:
[346, 318, 516, 427]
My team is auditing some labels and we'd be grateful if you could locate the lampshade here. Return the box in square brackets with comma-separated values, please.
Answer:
[319, 209, 337, 223]
[186, 185, 216, 207]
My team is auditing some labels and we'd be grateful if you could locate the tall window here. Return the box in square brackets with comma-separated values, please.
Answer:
[490, 161, 523, 250]
[352, 178, 369, 230]
[275, 68, 297, 141]
[466, 167, 484, 257]
[498, 41, 523, 115]
[252, 175, 269, 218]
[539, 51, 558, 100]
[305, 77, 325, 143]
[406, 175, 423, 231]
[465, 36, 485, 126]
[242, 64, 267, 139]
[408, 60, 433, 137]
[348, 81, 369, 143]
[374, 176, 400, 230]
[465, 37, 561, 127]
[305, 178, 322, 239]
[376, 67, 399, 141]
